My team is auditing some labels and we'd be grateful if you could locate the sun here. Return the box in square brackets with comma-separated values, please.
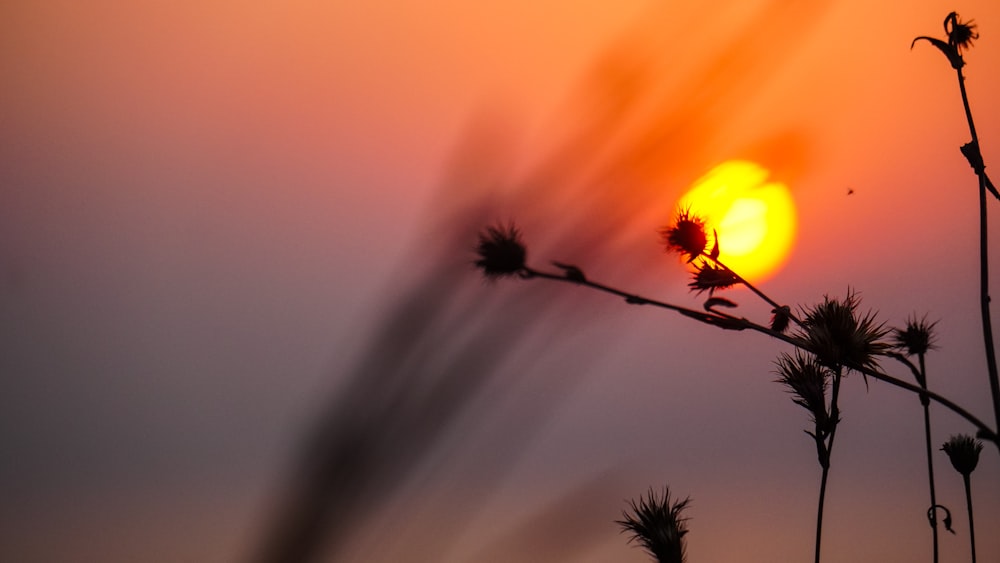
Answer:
[677, 160, 796, 283]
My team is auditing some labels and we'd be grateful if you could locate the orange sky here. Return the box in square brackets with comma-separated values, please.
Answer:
[2, 1, 1000, 562]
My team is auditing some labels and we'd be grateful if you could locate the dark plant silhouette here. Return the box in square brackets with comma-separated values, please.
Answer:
[774, 292, 889, 563]
[617, 487, 691, 563]
[473, 221, 996, 442]
[891, 316, 946, 563]
[775, 351, 836, 563]
[475, 223, 529, 280]
[250, 10, 1000, 563]
[914, 12, 1000, 451]
[942, 434, 984, 563]
[473, 213, 1000, 560]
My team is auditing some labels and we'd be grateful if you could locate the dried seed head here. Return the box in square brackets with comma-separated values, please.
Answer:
[892, 315, 938, 357]
[660, 209, 708, 262]
[945, 12, 978, 53]
[774, 351, 833, 431]
[941, 434, 983, 476]
[474, 223, 527, 280]
[797, 290, 889, 373]
[617, 487, 691, 563]
[688, 261, 739, 295]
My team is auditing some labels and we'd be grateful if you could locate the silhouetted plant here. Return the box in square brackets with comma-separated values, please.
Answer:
[942, 434, 984, 563]
[473, 209, 997, 561]
[469, 11, 1000, 562]
[617, 487, 690, 563]
[775, 351, 836, 563]
[891, 316, 947, 563]
[914, 12, 1000, 449]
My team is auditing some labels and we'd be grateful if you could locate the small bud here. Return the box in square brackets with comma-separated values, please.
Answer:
[770, 305, 792, 334]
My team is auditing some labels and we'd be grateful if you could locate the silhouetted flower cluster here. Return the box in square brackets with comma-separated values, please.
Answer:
[617, 488, 690, 563]
[474, 223, 527, 280]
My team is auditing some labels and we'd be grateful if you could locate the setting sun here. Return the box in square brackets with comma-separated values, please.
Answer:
[677, 160, 796, 283]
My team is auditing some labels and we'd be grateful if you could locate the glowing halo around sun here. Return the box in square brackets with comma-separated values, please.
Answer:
[676, 160, 797, 283]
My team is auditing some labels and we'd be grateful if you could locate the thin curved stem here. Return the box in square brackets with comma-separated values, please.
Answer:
[963, 473, 977, 563]
[920, 363, 941, 563]
[523, 267, 751, 330]
[814, 463, 829, 563]
[813, 365, 842, 563]
[709, 255, 804, 328]
[520, 265, 1000, 445]
[955, 66, 1000, 451]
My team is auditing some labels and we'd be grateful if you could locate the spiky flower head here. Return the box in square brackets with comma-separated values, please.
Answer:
[688, 261, 738, 295]
[892, 315, 938, 357]
[774, 351, 834, 433]
[796, 290, 889, 373]
[474, 223, 527, 280]
[941, 434, 983, 476]
[912, 12, 979, 69]
[617, 487, 690, 563]
[945, 12, 978, 53]
[660, 209, 708, 262]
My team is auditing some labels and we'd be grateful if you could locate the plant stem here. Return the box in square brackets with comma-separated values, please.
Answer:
[814, 366, 842, 563]
[963, 473, 977, 563]
[914, 353, 941, 563]
[814, 463, 829, 563]
[956, 66, 1000, 450]
[522, 265, 1000, 445]
[923, 413, 940, 559]
[710, 256, 803, 328]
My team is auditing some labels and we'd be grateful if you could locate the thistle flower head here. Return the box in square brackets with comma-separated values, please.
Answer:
[660, 209, 708, 262]
[892, 315, 938, 357]
[945, 12, 978, 53]
[617, 487, 690, 563]
[774, 351, 833, 432]
[913, 12, 979, 69]
[474, 223, 527, 280]
[688, 261, 739, 295]
[796, 290, 889, 373]
[941, 434, 983, 476]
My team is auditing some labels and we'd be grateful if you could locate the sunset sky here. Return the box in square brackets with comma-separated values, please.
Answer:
[3, 1, 1000, 562]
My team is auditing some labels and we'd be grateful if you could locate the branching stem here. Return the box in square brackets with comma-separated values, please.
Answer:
[521, 265, 1000, 445]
